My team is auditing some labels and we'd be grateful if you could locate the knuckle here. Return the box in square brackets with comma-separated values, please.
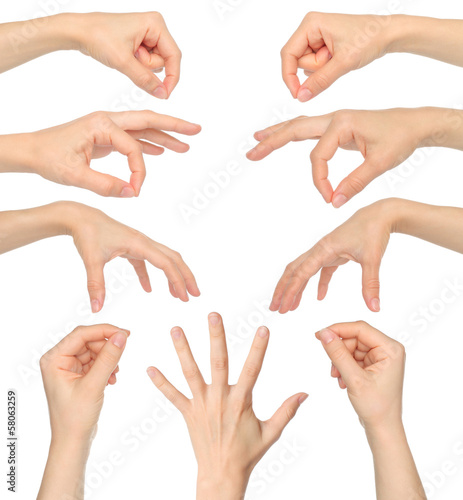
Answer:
[285, 405, 296, 422]
[312, 70, 331, 91]
[332, 110, 352, 127]
[182, 366, 199, 380]
[244, 363, 260, 379]
[87, 279, 103, 292]
[345, 175, 366, 194]
[135, 71, 155, 92]
[211, 357, 228, 371]
[98, 350, 115, 367]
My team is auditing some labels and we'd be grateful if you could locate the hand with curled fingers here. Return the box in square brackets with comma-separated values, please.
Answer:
[147, 312, 308, 499]
[74, 12, 182, 99]
[22, 110, 201, 198]
[316, 321, 404, 429]
[66, 202, 200, 312]
[316, 321, 426, 500]
[37, 324, 129, 500]
[281, 12, 393, 102]
[270, 199, 394, 314]
[248, 108, 429, 208]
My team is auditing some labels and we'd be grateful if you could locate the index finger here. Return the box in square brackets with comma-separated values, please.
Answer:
[55, 324, 130, 355]
[281, 27, 308, 97]
[317, 321, 393, 349]
[247, 115, 332, 161]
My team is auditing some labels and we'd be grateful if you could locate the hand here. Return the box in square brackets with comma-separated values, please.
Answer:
[147, 313, 308, 499]
[270, 199, 399, 314]
[75, 12, 181, 98]
[29, 110, 201, 197]
[40, 324, 129, 442]
[65, 202, 200, 313]
[281, 12, 396, 101]
[248, 109, 428, 207]
[316, 321, 405, 430]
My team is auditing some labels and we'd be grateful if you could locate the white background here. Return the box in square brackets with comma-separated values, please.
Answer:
[1, 0, 463, 498]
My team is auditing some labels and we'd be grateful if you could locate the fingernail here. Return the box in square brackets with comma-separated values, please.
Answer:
[171, 327, 182, 340]
[208, 313, 220, 326]
[111, 331, 127, 349]
[120, 186, 135, 198]
[134, 49, 140, 59]
[153, 86, 167, 99]
[371, 298, 381, 312]
[319, 328, 337, 345]
[332, 194, 347, 209]
[91, 299, 100, 313]
[147, 367, 157, 378]
[298, 394, 309, 404]
[257, 326, 269, 338]
[297, 88, 313, 102]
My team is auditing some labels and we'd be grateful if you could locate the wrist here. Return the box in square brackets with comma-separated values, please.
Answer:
[364, 418, 406, 448]
[366, 198, 405, 234]
[385, 15, 424, 54]
[197, 473, 249, 500]
[45, 13, 84, 51]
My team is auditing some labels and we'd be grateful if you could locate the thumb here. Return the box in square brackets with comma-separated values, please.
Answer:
[297, 56, 347, 102]
[121, 56, 167, 99]
[361, 258, 381, 312]
[85, 261, 106, 313]
[86, 331, 128, 392]
[317, 329, 363, 387]
[331, 160, 379, 208]
[77, 169, 135, 198]
[263, 393, 308, 444]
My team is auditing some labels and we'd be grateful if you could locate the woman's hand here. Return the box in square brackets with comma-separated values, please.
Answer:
[37, 324, 129, 500]
[248, 108, 433, 207]
[27, 110, 201, 197]
[65, 202, 200, 312]
[281, 12, 394, 101]
[40, 324, 129, 442]
[74, 12, 182, 99]
[147, 313, 308, 499]
[270, 199, 398, 314]
[316, 321, 404, 429]
[316, 321, 426, 500]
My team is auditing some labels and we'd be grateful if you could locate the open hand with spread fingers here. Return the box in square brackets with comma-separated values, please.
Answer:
[147, 313, 308, 499]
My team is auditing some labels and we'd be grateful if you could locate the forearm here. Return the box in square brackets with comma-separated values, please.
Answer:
[0, 13, 81, 73]
[416, 107, 463, 151]
[366, 422, 426, 500]
[0, 202, 72, 254]
[387, 15, 463, 68]
[0, 133, 38, 173]
[37, 437, 91, 500]
[388, 198, 463, 254]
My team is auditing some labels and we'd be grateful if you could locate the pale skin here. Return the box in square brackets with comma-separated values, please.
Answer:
[316, 321, 426, 500]
[147, 312, 308, 500]
[248, 107, 463, 207]
[37, 324, 129, 500]
[0, 110, 201, 197]
[0, 201, 200, 312]
[281, 12, 463, 102]
[0, 12, 182, 98]
[270, 198, 463, 314]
